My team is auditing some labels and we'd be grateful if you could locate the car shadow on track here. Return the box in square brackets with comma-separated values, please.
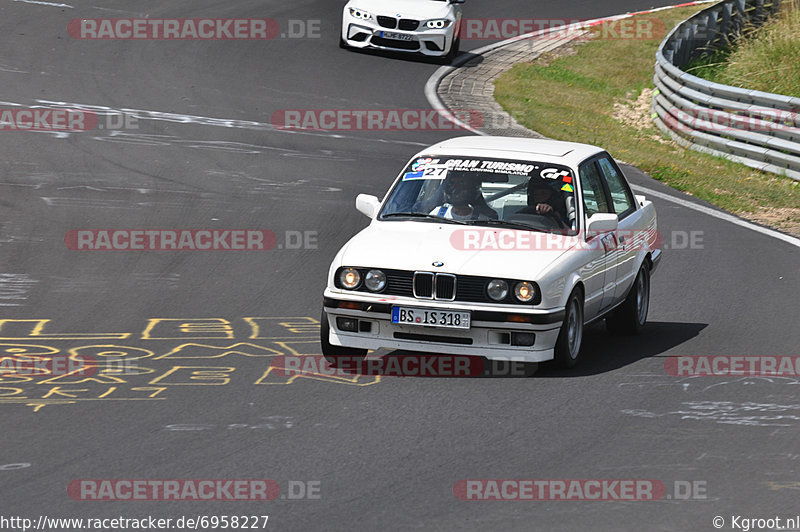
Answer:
[340, 44, 482, 67]
[535, 320, 708, 378]
[328, 320, 706, 379]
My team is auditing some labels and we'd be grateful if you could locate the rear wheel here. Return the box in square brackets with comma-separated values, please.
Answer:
[554, 289, 584, 368]
[606, 262, 650, 335]
[320, 311, 367, 366]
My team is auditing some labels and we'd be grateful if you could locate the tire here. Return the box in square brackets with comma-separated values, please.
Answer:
[554, 289, 584, 368]
[320, 311, 367, 366]
[606, 262, 650, 335]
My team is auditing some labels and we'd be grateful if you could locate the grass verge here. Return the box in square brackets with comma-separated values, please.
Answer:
[493, 5, 800, 236]
[686, 1, 800, 97]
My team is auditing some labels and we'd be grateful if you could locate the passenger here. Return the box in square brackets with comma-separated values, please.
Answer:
[516, 180, 569, 226]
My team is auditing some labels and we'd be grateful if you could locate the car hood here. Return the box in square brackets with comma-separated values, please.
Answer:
[354, 0, 453, 20]
[338, 221, 574, 280]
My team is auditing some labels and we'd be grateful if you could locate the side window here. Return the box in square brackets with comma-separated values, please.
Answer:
[578, 161, 610, 218]
[597, 156, 635, 217]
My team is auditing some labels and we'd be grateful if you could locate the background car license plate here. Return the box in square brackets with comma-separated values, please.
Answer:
[380, 31, 414, 41]
[392, 306, 470, 329]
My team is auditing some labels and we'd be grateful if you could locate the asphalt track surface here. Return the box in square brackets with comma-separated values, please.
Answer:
[1, 1, 799, 531]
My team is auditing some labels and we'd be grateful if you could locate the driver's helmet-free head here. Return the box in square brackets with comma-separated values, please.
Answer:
[442, 172, 480, 207]
[527, 179, 555, 205]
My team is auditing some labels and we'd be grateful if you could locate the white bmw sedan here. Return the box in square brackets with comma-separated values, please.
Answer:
[322, 136, 661, 368]
[341, 0, 465, 61]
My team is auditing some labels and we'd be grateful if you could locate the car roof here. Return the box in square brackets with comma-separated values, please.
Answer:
[420, 136, 605, 165]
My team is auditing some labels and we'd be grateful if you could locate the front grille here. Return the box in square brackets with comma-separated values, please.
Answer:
[413, 272, 434, 299]
[435, 274, 455, 301]
[384, 270, 413, 296]
[370, 36, 419, 50]
[376, 16, 397, 29]
[398, 19, 419, 31]
[413, 272, 455, 300]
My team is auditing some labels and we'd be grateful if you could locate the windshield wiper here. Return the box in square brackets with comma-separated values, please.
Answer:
[465, 219, 548, 232]
[381, 212, 469, 225]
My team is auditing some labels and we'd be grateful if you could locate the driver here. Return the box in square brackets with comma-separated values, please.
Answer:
[516, 180, 569, 226]
[430, 173, 498, 220]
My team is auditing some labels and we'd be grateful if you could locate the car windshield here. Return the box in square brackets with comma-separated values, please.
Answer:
[379, 155, 578, 234]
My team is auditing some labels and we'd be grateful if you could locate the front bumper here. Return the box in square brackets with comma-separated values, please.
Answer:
[323, 291, 564, 363]
[342, 15, 454, 56]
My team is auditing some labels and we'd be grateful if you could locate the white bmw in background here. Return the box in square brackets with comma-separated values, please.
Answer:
[322, 136, 662, 368]
[341, 0, 465, 62]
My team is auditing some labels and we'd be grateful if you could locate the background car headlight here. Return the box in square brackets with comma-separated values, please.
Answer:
[364, 269, 387, 292]
[487, 279, 509, 301]
[349, 8, 372, 20]
[514, 282, 535, 302]
[339, 268, 361, 289]
[426, 19, 452, 29]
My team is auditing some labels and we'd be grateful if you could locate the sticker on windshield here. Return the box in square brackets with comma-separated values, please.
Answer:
[561, 183, 574, 192]
[440, 159, 537, 176]
[541, 168, 571, 180]
[562, 175, 572, 183]
[403, 166, 448, 180]
[403, 170, 426, 180]
[412, 157, 434, 169]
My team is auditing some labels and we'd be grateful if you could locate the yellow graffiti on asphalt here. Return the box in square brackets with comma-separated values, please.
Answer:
[0, 317, 380, 411]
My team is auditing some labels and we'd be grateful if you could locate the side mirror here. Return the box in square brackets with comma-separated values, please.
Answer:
[586, 213, 618, 237]
[356, 194, 380, 219]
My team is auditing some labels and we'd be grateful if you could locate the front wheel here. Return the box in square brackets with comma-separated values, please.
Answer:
[606, 262, 650, 335]
[438, 36, 460, 64]
[554, 289, 584, 368]
[320, 311, 367, 366]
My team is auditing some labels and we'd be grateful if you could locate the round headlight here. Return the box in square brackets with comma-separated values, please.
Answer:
[426, 20, 450, 29]
[487, 279, 509, 301]
[514, 282, 535, 302]
[364, 269, 387, 292]
[339, 268, 361, 289]
[349, 8, 371, 20]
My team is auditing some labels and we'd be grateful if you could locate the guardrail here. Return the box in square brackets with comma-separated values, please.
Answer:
[652, 0, 800, 180]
